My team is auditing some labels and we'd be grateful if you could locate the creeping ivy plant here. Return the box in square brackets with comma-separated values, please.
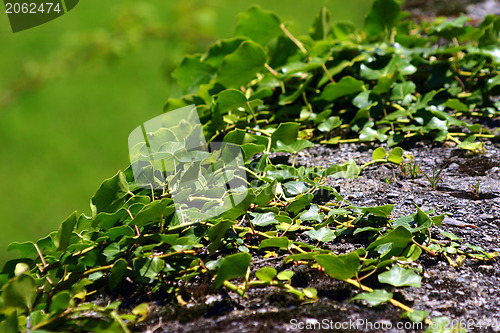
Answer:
[1, 1, 498, 332]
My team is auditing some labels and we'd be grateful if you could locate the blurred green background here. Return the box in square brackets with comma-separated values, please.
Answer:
[0, 0, 373, 262]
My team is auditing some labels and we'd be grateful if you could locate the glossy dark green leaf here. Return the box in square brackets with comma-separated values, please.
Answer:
[317, 76, 365, 102]
[217, 41, 266, 88]
[310, 6, 332, 40]
[172, 55, 214, 94]
[2, 273, 36, 311]
[129, 198, 175, 227]
[109, 259, 128, 290]
[235, 6, 281, 45]
[202, 37, 247, 68]
[91, 171, 129, 218]
[271, 122, 300, 145]
[391, 82, 416, 105]
[364, 0, 401, 38]
[315, 252, 360, 280]
[134, 257, 166, 284]
[49, 291, 71, 313]
[286, 193, 314, 213]
[318, 116, 341, 132]
[367, 225, 412, 251]
[213, 252, 252, 288]
[54, 211, 78, 252]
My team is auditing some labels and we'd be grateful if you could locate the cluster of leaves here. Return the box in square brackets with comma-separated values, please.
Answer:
[168, 0, 499, 151]
[0, 1, 498, 332]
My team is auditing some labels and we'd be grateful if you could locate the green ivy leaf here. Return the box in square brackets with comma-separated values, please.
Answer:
[315, 252, 360, 280]
[364, 0, 401, 39]
[317, 76, 365, 102]
[351, 289, 393, 306]
[378, 265, 422, 287]
[387, 147, 404, 164]
[367, 225, 412, 251]
[109, 259, 128, 290]
[2, 273, 36, 312]
[307, 227, 335, 242]
[235, 6, 282, 45]
[213, 252, 252, 288]
[134, 257, 166, 284]
[275, 139, 314, 154]
[129, 198, 174, 227]
[372, 147, 387, 160]
[250, 212, 278, 227]
[283, 181, 310, 196]
[310, 6, 332, 40]
[318, 116, 341, 132]
[271, 122, 300, 145]
[276, 270, 294, 281]
[172, 55, 214, 94]
[217, 41, 266, 88]
[259, 237, 289, 250]
[323, 159, 360, 179]
[391, 81, 416, 105]
[299, 205, 324, 222]
[255, 266, 277, 282]
[91, 171, 129, 218]
[49, 291, 72, 313]
[54, 211, 78, 252]
[286, 193, 314, 214]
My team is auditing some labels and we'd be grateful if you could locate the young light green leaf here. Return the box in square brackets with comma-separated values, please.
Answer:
[276, 270, 294, 281]
[372, 147, 387, 160]
[387, 147, 404, 164]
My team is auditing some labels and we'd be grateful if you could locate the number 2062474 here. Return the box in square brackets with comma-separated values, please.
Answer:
[5, 2, 61, 14]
